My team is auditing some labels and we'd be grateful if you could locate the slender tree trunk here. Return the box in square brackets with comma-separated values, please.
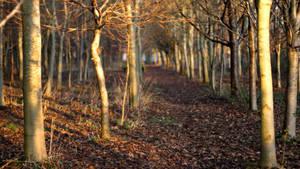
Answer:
[228, 0, 239, 96]
[0, 2, 4, 106]
[258, 0, 277, 167]
[248, 16, 257, 111]
[43, 30, 50, 78]
[84, 47, 90, 82]
[67, 38, 72, 88]
[22, 0, 47, 161]
[91, 29, 110, 139]
[219, 44, 224, 95]
[200, 36, 209, 83]
[57, 1, 67, 89]
[276, 43, 281, 88]
[189, 23, 195, 79]
[45, 0, 56, 95]
[284, 0, 299, 138]
[125, 0, 139, 108]
[18, 24, 23, 81]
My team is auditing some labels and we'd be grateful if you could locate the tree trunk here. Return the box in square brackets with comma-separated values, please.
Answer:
[248, 15, 257, 111]
[126, 0, 139, 108]
[57, 1, 67, 89]
[284, 0, 299, 138]
[18, 24, 23, 81]
[200, 36, 209, 83]
[91, 29, 110, 139]
[276, 43, 281, 88]
[258, 0, 277, 167]
[219, 44, 225, 95]
[45, 0, 56, 95]
[22, 0, 47, 161]
[43, 30, 50, 78]
[228, 0, 239, 96]
[189, 23, 195, 79]
[0, 1, 4, 106]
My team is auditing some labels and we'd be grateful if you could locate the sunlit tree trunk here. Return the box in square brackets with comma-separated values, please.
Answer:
[18, 24, 23, 81]
[22, 0, 47, 161]
[125, 0, 139, 108]
[248, 13, 257, 111]
[284, 0, 299, 138]
[45, 0, 56, 95]
[0, 1, 4, 106]
[258, 0, 277, 167]
[219, 44, 225, 95]
[200, 35, 209, 83]
[276, 43, 281, 88]
[57, 1, 68, 89]
[84, 47, 90, 82]
[196, 32, 203, 82]
[67, 38, 72, 88]
[228, 0, 239, 96]
[91, 28, 110, 139]
[188, 21, 195, 79]
[43, 30, 50, 78]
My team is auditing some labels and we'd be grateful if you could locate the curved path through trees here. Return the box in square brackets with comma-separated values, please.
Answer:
[0, 65, 299, 168]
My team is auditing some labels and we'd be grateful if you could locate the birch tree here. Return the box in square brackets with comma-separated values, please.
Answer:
[258, 0, 277, 167]
[22, 0, 47, 161]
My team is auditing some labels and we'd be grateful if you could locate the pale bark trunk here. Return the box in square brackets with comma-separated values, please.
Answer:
[189, 24, 195, 79]
[248, 16, 257, 111]
[57, 1, 67, 89]
[219, 44, 224, 95]
[276, 43, 281, 88]
[258, 0, 277, 167]
[183, 26, 190, 78]
[200, 36, 209, 83]
[43, 30, 50, 78]
[18, 24, 23, 81]
[228, 0, 239, 96]
[45, 0, 56, 95]
[126, 0, 139, 108]
[84, 48, 89, 82]
[22, 0, 47, 161]
[67, 38, 72, 88]
[0, 2, 4, 106]
[91, 29, 110, 139]
[284, 0, 299, 138]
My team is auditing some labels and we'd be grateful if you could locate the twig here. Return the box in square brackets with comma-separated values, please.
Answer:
[49, 117, 55, 156]
[0, 158, 18, 169]
[0, 0, 23, 28]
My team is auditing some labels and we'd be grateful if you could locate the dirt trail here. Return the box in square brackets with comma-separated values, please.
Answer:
[0, 65, 299, 169]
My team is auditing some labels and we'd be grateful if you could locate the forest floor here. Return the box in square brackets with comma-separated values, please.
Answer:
[0, 65, 299, 169]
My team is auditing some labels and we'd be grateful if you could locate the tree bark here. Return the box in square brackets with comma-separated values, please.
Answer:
[18, 24, 23, 81]
[57, 1, 68, 89]
[22, 0, 47, 161]
[45, 0, 56, 95]
[125, 0, 139, 108]
[248, 15, 257, 111]
[284, 0, 299, 138]
[258, 0, 277, 167]
[0, 1, 4, 106]
[91, 29, 110, 139]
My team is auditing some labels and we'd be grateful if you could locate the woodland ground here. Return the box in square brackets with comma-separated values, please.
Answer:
[0, 65, 299, 169]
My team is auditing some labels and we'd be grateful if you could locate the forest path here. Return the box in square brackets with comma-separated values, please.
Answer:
[134, 65, 260, 168]
[0, 65, 299, 169]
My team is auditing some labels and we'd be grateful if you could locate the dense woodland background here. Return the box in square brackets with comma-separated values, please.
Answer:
[0, 0, 299, 168]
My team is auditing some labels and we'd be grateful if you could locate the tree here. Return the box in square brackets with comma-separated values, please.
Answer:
[248, 0, 257, 111]
[22, 0, 47, 161]
[0, 0, 5, 106]
[283, 0, 299, 138]
[258, 0, 277, 167]
[125, 0, 139, 108]
[45, 0, 57, 95]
